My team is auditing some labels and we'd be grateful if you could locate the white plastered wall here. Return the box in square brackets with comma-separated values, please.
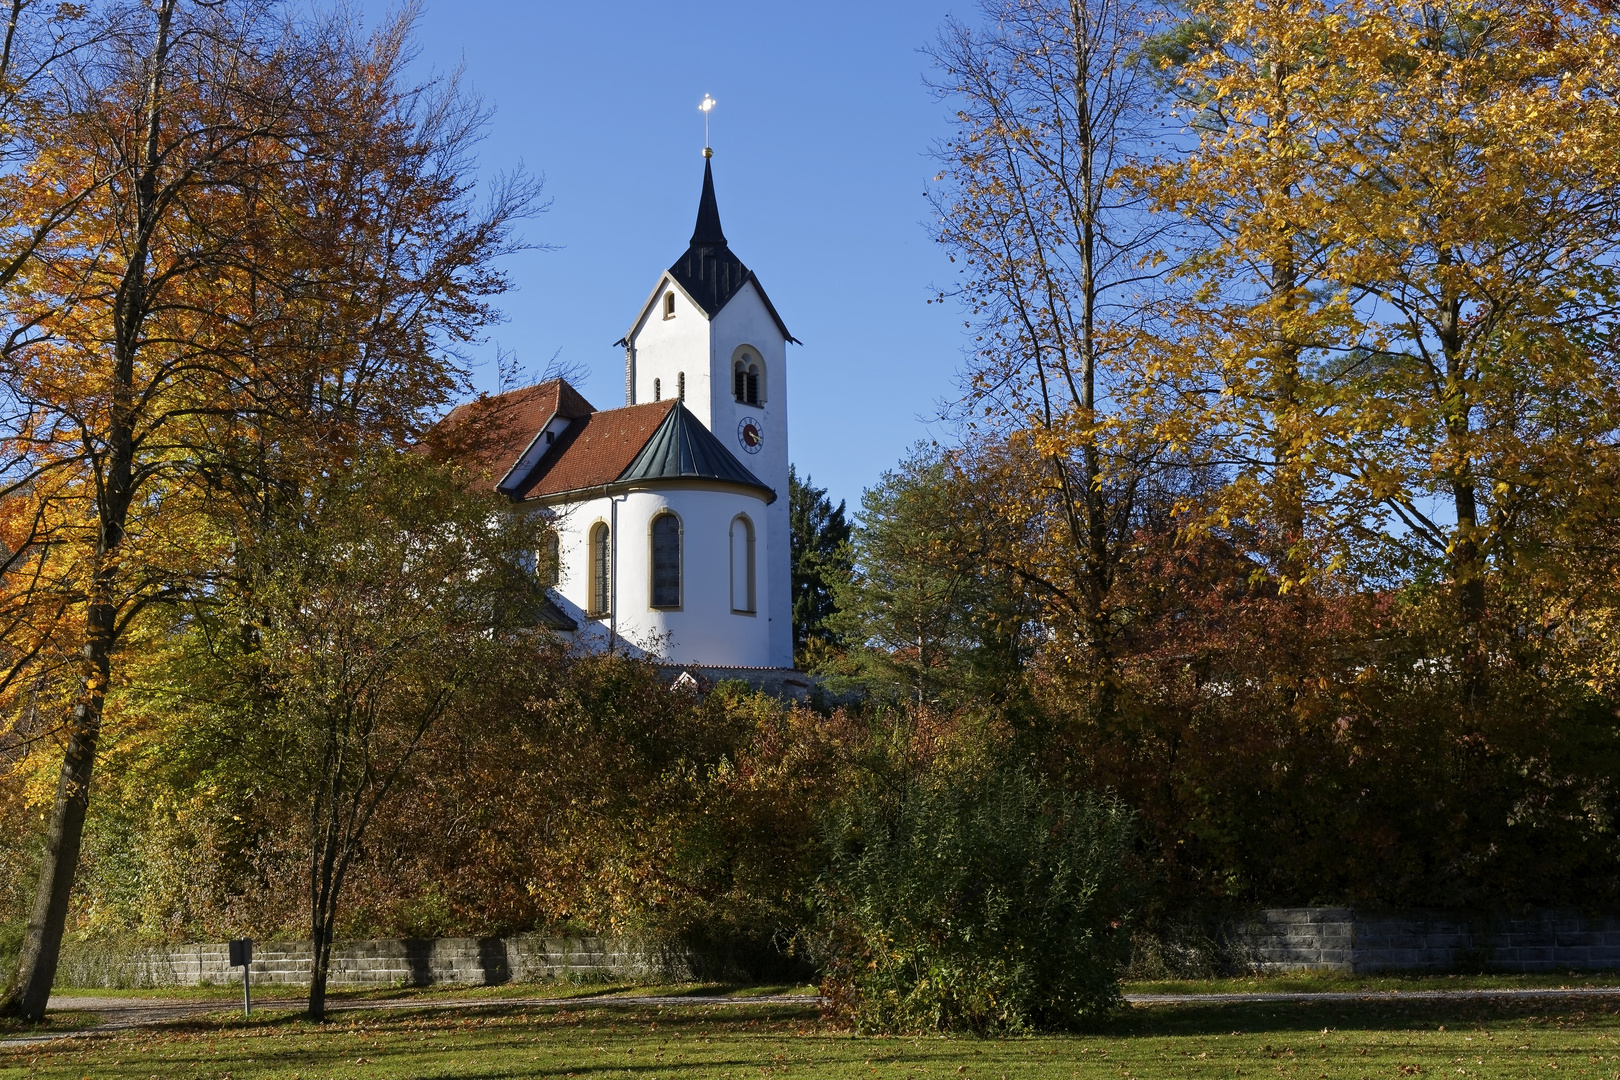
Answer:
[541, 485, 774, 667]
[708, 281, 791, 667]
[630, 281, 711, 419]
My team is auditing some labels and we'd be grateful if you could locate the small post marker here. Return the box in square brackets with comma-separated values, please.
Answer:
[228, 938, 253, 1016]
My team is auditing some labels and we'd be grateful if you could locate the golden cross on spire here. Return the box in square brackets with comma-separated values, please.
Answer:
[699, 94, 716, 158]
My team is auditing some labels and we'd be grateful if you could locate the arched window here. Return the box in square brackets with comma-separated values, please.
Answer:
[677, 371, 686, 401]
[589, 522, 610, 616]
[732, 350, 763, 405]
[730, 514, 756, 614]
[543, 531, 560, 587]
[651, 512, 681, 609]
[653, 377, 661, 402]
[663, 291, 676, 318]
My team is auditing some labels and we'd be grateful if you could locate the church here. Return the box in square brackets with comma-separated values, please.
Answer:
[442, 153, 796, 673]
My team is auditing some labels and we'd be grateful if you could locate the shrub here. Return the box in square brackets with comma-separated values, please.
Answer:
[820, 764, 1138, 1034]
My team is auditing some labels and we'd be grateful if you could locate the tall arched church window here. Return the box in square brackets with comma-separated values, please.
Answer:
[730, 514, 756, 614]
[543, 531, 560, 587]
[651, 512, 682, 609]
[589, 522, 611, 616]
[732, 350, 763, 405]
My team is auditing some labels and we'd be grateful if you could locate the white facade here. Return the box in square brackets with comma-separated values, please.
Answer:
[544, 485, 775, 667]
[622, 278, 793, 667]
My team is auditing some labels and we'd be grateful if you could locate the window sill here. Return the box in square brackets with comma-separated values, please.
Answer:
[731, 608, 757, 616]
[732, 399, 765, 410]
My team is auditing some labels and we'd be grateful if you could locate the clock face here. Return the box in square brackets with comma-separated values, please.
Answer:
[737, 418, 763, 454]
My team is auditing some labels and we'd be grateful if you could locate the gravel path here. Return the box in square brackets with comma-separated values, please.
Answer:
[7, 985, 1620, 1050]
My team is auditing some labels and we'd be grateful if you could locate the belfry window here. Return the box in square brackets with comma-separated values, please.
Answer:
[733, 353, 761, 406]
[651, 512, 681, 609]
[589, 522, 610, 616]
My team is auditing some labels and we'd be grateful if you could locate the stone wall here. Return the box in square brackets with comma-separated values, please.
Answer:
[1233, 908, 1620, 973]
[53, 936, 692, 990]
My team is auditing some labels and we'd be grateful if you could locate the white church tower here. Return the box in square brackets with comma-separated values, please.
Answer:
[617, 152, 796, 669]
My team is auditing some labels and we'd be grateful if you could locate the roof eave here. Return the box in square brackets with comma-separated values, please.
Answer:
[736, 272, 799, 344]
[520, 475, 777, 507]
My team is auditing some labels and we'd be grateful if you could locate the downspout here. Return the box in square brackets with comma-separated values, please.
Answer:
[607, 485, 619, 653]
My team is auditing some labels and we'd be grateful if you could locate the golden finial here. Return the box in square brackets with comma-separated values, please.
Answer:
[699, 94, 716, 156]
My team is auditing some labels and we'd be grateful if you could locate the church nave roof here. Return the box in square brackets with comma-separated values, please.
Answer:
[434, 378, 775, 505]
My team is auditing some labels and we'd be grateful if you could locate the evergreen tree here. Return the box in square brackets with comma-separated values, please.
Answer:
[825, 447, 1035, 707]
[788, 466, 852, 661]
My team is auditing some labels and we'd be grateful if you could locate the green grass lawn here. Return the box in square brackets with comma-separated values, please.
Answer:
[8, 986, 1620, 1079]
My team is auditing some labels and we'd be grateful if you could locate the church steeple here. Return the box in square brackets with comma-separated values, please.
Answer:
[627, 156, 797, 344]
[690, 155, 726, 247]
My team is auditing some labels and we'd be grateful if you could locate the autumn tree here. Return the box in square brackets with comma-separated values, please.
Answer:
[229, 452, 545, 1021]
[1140, 0, 1620, 644]
[927, 0, 1169, 713]
[0, 0, 540, 1019]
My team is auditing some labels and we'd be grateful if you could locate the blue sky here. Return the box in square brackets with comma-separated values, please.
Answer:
[362, 0, 977, 513]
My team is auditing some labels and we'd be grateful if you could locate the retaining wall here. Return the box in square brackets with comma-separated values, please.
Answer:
[1235, 909, 1620, 973]
[53, 936, 691, 990]
[54, 909, 1620, 987]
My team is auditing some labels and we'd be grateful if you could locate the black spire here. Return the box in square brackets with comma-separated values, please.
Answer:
[658, 156, 798, 342]
[669, 155, 749, 318]
[690, 155, 726, 246]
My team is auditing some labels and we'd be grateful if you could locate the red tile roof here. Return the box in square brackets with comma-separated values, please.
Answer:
[431, 380, 596, 492]
[511, 399, 678, 500]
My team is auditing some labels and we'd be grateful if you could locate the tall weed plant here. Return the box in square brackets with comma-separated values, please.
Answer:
[821, 764, 1138, 1034]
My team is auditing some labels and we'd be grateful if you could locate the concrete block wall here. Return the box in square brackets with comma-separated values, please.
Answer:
[1232, 909, 1620, 973]
[54, 936, 688, 990]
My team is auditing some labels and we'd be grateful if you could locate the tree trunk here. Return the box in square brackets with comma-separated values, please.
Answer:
[0, 632, 109, 1019]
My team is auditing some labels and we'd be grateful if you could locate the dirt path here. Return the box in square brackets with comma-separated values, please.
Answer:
[8, 985, 1620, 1050]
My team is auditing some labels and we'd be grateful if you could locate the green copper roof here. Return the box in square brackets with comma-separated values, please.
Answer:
[618, 402, 776, 503]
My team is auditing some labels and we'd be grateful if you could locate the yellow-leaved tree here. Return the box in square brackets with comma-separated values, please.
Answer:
[1139, 0, 1620, 652]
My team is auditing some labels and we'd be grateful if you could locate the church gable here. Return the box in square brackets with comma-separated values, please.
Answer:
[433, 378, 596, 492]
